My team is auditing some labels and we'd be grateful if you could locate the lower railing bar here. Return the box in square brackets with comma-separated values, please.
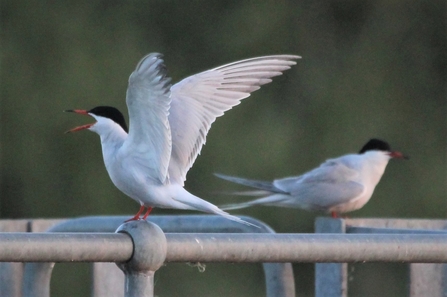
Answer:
[0, 233, 132, 262]
[2, 233, 447, 263]
[165, 233, 447, 263]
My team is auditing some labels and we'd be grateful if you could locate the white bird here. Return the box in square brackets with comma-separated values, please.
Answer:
[216, 139, 408, 217]
[65, 53, 300, 225]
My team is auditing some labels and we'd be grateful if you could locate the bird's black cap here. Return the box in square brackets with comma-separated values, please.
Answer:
[89, 106, 128, 132]
[359, 139, 391, 154]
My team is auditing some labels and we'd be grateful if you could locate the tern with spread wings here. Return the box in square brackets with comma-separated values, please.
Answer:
[65, 53, 299, 225]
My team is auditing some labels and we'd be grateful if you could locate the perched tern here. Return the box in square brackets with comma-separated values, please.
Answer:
[65, 53, 300, 225]
[217, 139, 408, 217]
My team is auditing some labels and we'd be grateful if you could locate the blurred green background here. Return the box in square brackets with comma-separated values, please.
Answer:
[1, 0, 445, 296]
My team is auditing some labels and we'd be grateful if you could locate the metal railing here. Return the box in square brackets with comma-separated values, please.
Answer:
[0, 216, 447, 297]
[2, 230, 447, 263]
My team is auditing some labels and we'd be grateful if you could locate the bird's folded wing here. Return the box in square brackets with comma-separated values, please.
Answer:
[123, 53, 172, 184]
[168, 55, 301, 185]
[276, 161, 364, 208]
[290, 181, 364, 210]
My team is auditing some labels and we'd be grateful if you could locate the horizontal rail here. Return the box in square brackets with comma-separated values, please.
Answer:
[0, 233, 133, 262]
[166, 233, 447, 263]
[1, 233, 447, 263]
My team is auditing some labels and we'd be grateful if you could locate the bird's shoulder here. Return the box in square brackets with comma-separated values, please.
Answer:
[302, 155, 360, 183]
[272, 155, 359, 191]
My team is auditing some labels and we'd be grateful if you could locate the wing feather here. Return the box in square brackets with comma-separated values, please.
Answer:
[122, 53, 172, 184]
[168, 55, 300, 184]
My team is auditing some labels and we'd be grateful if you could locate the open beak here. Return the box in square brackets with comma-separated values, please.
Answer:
[388, 151, 409, 160]
[64, 109, 96, 133]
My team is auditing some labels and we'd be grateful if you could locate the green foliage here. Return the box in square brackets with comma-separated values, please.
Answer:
[1, 1, 445, 296]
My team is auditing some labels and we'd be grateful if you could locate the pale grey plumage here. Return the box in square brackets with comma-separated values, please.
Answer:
[217, 140, 406, 216]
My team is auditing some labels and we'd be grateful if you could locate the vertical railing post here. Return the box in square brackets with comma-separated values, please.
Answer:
[116, 221, 167, 297]
[315, 217, 347, 297]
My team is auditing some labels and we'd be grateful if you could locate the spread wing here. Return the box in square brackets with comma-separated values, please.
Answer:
[122, 53, 172, 184]
[168, 55, 301, 185]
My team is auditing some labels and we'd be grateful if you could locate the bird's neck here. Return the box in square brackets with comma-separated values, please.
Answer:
[98, 128, 127, 163]
[361, 152, 390, 184]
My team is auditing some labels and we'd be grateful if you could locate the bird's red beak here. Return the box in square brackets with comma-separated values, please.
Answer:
[64, 109, 96, 133]
[388, 151, 409, 160]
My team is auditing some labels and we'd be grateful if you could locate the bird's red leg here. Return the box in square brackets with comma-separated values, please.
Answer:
[125, 205, 146, 222]
[331, 211, 339, 218]
[142, 207, 153, 220]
